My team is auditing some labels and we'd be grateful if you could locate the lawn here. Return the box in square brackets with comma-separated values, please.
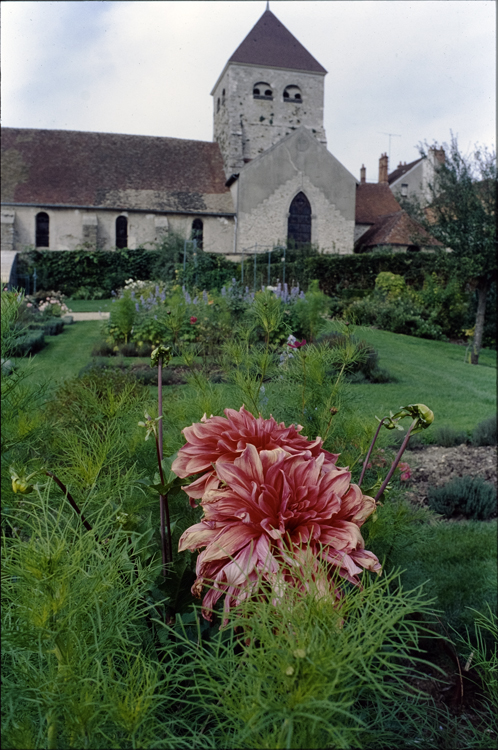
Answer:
[25, 321, 105, 388]
[66, 298, 113, 313]
[25, 321, 496, 436]
[350, 326, 496, 433]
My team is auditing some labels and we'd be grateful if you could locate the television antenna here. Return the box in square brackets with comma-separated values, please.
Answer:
[379, 132, 401, 163]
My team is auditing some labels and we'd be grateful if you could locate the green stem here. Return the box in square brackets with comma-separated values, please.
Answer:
[358, 418, 387, 488]
[374, 420, 417, 501]
[47, 711, 57, 750]
[322, 362, 346, 442]
[301, 352, 307, 418]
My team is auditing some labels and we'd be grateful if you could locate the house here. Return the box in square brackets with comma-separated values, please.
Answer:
[354, 154, 443, 252]
[1, 6, 440, 268]
[388, 148, 445, 204]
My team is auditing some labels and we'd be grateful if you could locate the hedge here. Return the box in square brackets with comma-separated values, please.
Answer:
[18, 247, 458, 297]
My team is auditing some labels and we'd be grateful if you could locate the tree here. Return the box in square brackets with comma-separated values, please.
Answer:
[403, 135, 496, 364]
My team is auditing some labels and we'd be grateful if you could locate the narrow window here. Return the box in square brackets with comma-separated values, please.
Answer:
[35, 212, 49, 247]
[191, 218, 203, 250]
[287, 192, 311, 246]
[401, 183, 408, 197]
[222, 88, 226, 105]
[116, 216, 128, 249]
[217, 97, 220, 113]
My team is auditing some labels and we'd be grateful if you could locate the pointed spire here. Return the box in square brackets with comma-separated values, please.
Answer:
[229, 8, 327, 73]
[266, 1, 270, 10]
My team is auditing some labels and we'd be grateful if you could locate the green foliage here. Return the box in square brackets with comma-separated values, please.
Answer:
[292, 279, 330, 341]
[388, 520, 497, 637]
[375, 271, 407, 299]
[471, 415, 497, 446]
[457, 605, 498, 711]
[427, 475, 496, 521]
[163, 564, 440, 750]
[108, 291, 137, 344]
[346, 294, 447, 340]
[433, 424, 468, 447]
[18, 248, 158, 297]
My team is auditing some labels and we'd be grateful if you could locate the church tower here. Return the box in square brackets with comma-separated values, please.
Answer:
[211, 8, 327, 177]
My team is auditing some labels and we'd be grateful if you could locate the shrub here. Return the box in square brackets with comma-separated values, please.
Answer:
[91, 340, 116, 357]
[10, 331, 46, 357]
[108, 291, 136, 344]
[316, 330, 388, 382]
[427, 475, 496, 521]
[433, 424, 468, 447]
[471, 416, 497, 446]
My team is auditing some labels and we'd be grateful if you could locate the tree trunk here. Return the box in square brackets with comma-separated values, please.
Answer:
[470, 278, 490, 365]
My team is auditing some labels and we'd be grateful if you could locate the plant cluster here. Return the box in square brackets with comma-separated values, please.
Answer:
[427, 475, 496, 521]
[2, 289, 497, 748]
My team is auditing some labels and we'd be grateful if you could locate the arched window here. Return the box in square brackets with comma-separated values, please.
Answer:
[283, 85, 302, 103]
[116, 216, 128, 249]
[191, 218, 203, 250]
[253, 82, 273, 100]
[287, 192, 311, 246]
[35, 212, 49, 247]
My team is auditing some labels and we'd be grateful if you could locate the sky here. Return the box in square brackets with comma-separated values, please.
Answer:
[1, 0, 495, 181]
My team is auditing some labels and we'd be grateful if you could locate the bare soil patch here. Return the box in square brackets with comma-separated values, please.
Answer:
[403, 444, 497, 509]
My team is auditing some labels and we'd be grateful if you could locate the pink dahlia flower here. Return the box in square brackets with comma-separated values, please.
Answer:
[178, 443, 381, 621]
[172, 406, 339, 504]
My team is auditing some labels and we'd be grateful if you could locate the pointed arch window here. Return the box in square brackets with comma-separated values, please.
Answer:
[35, 211, 50, 247]
[287, 192, 311, 246]
[191, 218, 203, 249]
[116, 216, 128, 248]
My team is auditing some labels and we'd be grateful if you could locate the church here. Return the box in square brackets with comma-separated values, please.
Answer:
[1, 6, 441, 271]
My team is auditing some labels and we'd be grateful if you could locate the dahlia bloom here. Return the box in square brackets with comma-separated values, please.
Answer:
[178, 441, 381, 621]
[172, 406, 339, 504]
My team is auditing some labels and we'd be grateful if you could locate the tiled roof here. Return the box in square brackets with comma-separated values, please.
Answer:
[229, 10, 327, 74]
[1, 128, 234, 214]
[388, 157, 424, 185]
[355, 183, 402, 224]
[356, 211, 443, 249]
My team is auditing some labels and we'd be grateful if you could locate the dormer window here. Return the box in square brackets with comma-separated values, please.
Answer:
[283, 85, 302, 103]
[253, 82, 273, 100]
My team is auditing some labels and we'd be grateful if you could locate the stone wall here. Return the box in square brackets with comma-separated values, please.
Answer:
[213, 62, 326, 176]
[235, 128, 356, 254]
[7, 206, 235, 255]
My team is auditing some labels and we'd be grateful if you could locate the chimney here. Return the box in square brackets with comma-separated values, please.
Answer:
[429, 147, 446, 165]
[360, 164, 366, 184]
[378, 153, 389, 184]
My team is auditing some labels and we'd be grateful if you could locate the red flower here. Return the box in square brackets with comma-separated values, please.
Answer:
[398, 461, 412, 481]
[190, 316, 197, 324]
[288, 339, 306, 349]
[172, 406, 339, 504]
[178, 444, 381, 621]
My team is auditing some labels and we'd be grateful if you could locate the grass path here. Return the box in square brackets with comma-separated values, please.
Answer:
[26, 321, 104, 390]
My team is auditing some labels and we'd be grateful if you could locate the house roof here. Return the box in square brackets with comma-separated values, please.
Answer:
[1, 128, 234, 214]
[356, 211, 444, 249]
[388, 157, 424, 185]
[228, 9, 327, 74]
[355, 183, 403, 224]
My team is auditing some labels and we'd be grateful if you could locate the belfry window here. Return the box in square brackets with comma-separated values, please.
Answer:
[287, 192, 311, 246]
[191, 218, 203, 249]
[35, 212, 49, 247]
[253, 82, 273, 100]
[116, 216, 128, 249]
[283, 85, 302, 103]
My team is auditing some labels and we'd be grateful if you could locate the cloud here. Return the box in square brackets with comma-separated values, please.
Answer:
[1, 0, 495, 179]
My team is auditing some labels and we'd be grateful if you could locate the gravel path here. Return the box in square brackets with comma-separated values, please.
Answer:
[69, 312, 110, 321]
